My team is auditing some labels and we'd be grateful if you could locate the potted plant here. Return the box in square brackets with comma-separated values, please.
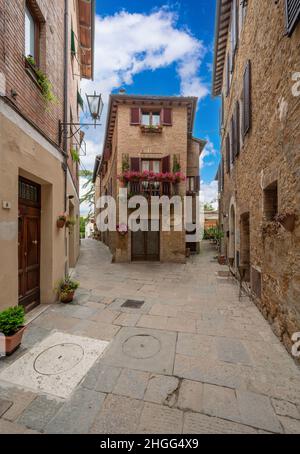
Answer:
[66, 216, 76, 230]
[57, 213, 67, 228]
[56, 274, 79, 303]
[0, 306, 26, 355]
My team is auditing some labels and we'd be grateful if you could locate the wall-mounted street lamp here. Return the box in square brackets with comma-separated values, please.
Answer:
[59, 92, 103, 146]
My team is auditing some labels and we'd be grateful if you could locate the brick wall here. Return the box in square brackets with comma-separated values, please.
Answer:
[0, 0, 65, 145]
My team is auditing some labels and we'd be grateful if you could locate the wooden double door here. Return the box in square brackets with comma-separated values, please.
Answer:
[131, 230, 160, 261]
[18, 177, 41, 311]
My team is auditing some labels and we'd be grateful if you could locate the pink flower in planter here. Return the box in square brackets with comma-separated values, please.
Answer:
[117, 223, 128, 235]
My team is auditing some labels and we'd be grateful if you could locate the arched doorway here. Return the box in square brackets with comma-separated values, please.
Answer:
[229, 204, 236, 267]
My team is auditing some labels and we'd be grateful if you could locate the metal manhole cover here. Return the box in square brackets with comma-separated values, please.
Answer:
[122, 299, 145, 309]
[33, 343, 84, 376]
[122, 334, 161, 359]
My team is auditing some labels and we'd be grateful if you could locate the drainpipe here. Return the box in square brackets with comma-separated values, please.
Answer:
[63, 0, 69, 212]
[63, 0, 69, 275]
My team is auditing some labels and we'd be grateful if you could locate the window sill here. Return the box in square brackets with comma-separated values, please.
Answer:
[140, 125, 163, 134]
[24, 57, 43, 93]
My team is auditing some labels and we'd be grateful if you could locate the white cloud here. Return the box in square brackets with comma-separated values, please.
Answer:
[200, 180, 218, 209]
[200, 136, 218, 169]
[82, 9, 208, 102]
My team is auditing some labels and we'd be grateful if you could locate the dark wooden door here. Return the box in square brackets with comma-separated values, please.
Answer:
[18, 178, 41, 311]
[132, 230, 159, 261]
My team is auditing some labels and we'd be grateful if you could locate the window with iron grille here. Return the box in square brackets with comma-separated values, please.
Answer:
[285, 0, 300, 36]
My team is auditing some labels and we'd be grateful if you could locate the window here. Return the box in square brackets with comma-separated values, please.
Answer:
[285, 0, 300, 36]
[242, 60, 252, 137]
[25, 5, 39, 61]
[141, 160, 160, 195]
[225, 135, 230, 173]
[263, 181, 278, 221]
[187, 177, 195, 192]
[141, 111, 161, 126]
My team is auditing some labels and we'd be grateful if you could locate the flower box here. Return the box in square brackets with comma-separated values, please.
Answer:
[140, 125, 163, 134]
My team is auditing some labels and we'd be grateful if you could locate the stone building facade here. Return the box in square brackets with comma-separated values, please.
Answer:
[213, 0, 300, 353]
[93, 94, 205, 263]
[0, 0, 95, 311]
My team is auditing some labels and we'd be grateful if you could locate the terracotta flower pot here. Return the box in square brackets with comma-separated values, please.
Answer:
[57, 219, 66, 228]
[2, 326, 26, 356]
[60, 291, 75, 303]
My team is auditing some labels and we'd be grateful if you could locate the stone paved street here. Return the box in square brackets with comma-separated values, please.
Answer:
[0, 239, 300, 434]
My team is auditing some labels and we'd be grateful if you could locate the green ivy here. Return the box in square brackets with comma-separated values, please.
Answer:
[173, 155, 181, 173]
[26, 56, 57, 104]
[71, 148, 80, 163]
[0, 306, 25, 336]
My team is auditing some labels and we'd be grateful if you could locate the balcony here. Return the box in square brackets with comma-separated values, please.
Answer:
[140, 125, 163, 134]
[129, 181, 171, 198]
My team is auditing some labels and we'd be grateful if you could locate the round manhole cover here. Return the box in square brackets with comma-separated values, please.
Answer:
[122, 335, 161, 359]
[33, 343, 84, 375]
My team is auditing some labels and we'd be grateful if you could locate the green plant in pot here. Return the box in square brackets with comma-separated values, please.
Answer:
[66, 216, 76, 230]
[0, 306, 26, 355]
[56, 274, 79, 303]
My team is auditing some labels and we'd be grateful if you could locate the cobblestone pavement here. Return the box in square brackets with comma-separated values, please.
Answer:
[0, 239, 300, 434]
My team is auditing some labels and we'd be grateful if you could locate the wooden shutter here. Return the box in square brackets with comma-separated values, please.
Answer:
[162, 108, 172, 126]
[226, 135, 230, 173]
[235, 101, 240, 156]
[243, 60, 251, 137]
[285, 0, 300, 35]
[221, 93, 224, 127]
[221, 156, 224, 191]
[130, 157, 140, 171]
[162, 155, 170, 173]
[226, 53, 230, 97]
[195, 175, 200, 192]
[130, 107, 141, 125]
[231, 116, 236, 164]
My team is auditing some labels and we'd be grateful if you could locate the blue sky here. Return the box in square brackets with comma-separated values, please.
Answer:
[81, 0, 220, 210]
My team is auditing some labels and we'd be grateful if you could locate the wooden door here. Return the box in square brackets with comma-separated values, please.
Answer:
[18, 178, 41, 311]
[131, 230, 159, 261]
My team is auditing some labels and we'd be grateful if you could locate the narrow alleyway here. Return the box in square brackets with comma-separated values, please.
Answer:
[0, 239, 300, 434]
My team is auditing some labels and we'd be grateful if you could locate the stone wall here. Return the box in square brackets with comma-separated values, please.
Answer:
[219, 0, 300, 354]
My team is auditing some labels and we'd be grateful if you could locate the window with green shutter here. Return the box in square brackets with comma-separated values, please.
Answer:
[77, 90, 84, 110]
[71, 29, 76, 56]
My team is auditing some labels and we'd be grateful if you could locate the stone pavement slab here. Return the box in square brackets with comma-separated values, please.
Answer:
[81, 363, 122, 393]
[0, 332, 109, 399]
[45, 388, 106, 434]
[0, 398, 13, 417]
[202, 383, 241, 423]
[236, 390, 283, 433]
[183, 412, 258, 434]
[102, 327, 177, 375]
[144, 374, 179, 406]
[138, 402, 183, 434]
[177, 380, 203, 413]
[0, 419, 40, 434]
[114, 312, 141, 327]
[17, 395, 63, 432]
[113, 369, 150, 399]
[90, 394, 144, 434]
[0, 387, 36, 422]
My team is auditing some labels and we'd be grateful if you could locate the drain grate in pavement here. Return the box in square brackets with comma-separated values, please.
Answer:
[122, 299, 145, 309]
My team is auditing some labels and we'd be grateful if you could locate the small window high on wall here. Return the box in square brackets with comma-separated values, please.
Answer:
[263, 181, 278, 221]
[25, 4, 39, 63]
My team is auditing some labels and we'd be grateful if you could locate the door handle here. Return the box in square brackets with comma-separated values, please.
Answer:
[32, 240, 38, 245]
